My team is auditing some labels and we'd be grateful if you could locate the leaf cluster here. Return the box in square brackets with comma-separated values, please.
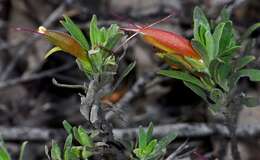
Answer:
[159, 7, 260, 110]
[0, 138, 28, 160]
[59, 15, 123, 78]
[46, 121, 97, 160]
[133, 123, 177, 160]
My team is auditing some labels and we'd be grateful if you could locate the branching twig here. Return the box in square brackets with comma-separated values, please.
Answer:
[52, 78, 87, 90]
[165, 139, 189, 160]
[2, 123, 260, 141]
[0, 63, 73, 89]
[0, 3, 65, 81]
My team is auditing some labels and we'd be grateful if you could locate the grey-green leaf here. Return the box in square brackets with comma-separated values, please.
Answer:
[183, 81, 208, 101]
[213, 22, 225, 57]
[205, 31, 215, 61]
[78, 127, 93, 147]
[0, 139, 11, 160]
[19, 141, 28, 160]
[90, 15, 99, 47]
[159, 70, 207, 90]
[191, 39, 209, 66]
[234, 56, 255, 71]
[138, 127, 147, 149]
[230, 69, 260, 88]
[241, 96, 259, 107]
[241, 22, 260, 40]
[157, 132, 177, 150]
[112, 61, 136, 91]
[63, 120, 73, 134]
[51, 141, 62, 160]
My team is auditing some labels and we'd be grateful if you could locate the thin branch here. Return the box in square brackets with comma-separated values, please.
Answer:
[0, 126, 64, 141]
[2, 123, 260, 141]
[165, 139, 189, 160]
[52, 78, 87, 90]
[0, 3, 65, 81]
[0, 63, 73, 90]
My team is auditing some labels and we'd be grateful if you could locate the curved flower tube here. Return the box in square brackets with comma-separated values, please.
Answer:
[122, 26, 201, 60]
[37, 26, 89, 61]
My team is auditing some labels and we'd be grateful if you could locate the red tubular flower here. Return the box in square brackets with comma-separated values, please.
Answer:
[122, 27, 201, 59]
[16, 26, 89, 62]
[37, 26, 88, 61]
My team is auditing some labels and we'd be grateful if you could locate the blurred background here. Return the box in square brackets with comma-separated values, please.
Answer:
[0, 0, 260, 159]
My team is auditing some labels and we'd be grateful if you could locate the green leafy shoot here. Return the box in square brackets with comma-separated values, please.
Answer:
[0, 139, 28, 160]
[158, 7, 260, 111]
[46, 121, 95, 160]
[133, 123, 177, 160]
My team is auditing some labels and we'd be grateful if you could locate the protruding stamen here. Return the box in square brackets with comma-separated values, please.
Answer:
[38, 26, 47, 34]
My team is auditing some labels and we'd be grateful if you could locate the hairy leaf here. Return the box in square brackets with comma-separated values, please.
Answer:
[159, 70, 207, 90]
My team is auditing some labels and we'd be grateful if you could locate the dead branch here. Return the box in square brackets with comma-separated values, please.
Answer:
[0, 3, 65, 81]
[0, 63, 73, 90]
[2, 123, 260, 141]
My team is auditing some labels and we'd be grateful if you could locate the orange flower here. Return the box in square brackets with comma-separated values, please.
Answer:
[37, 26, 88, 61]
[16, 26, 89, 62]
[122, 27, 201, 59]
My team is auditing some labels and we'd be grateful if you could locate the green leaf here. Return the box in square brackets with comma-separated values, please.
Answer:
[217, 62, 231, 91]
[205, 31, 215, 61]
[213, 22, 225, 57]
[193, 7, 210, 41]
[184, 56, 207, 73]
[78, 59, 93, 75]
[146, 123, 154, 144]
[157, 132, 177, 150]
[71, 146, 82, 158]
[162, 53, 193, 70]
[198, 24, 208, 44]
[143, 139, 157, 155]
[191, 39, 209, 66]
[238, 69, 260, 81]
[159, 70, 207, 90]
[63, 120, 73, 134]
[133, 148, 143, 158]
[89, 48, 103, 72]
[220, 45, 240, 57]
[51, 141, 62, 160]
[19, 141, 28, 160]
[82, 146, 93, 159]
[241, 22, 260, 40]
[61, 15, 89, 50]
[241, 97, 259, 107]
[44, 47, 62, 59]
[230, 69, 260, 88]
[64, 148, 78, 160]
[218, 21, 236, 56]
[234, 56, 255, 71]
[64, 134, 73, 150]
[0, 140, 11, 160]
[90, 15, 99, 47]
[77, 127, 93, 147]
[183, 81, 208, 101]
[105, 24, 123, 50]
[63, 135, 73, 160]
[138, 127, 147, 149]
[112, 61, 136, 91]
[73, 127, 81, 144]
